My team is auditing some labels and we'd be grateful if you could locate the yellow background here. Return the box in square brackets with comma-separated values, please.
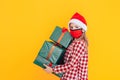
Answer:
[0, 0, 120, 80]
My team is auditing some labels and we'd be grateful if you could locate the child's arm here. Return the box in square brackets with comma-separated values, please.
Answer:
[52, 41, 86, 74]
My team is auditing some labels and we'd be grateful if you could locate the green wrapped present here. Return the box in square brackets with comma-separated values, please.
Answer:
[34, 55, 63, 78]
[34, 55, 50, 68]
[38, 41, 65, 64]
[50, 26, 73, 48]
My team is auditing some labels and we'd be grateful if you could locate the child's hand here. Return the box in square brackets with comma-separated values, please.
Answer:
[43, 64, 53, 74]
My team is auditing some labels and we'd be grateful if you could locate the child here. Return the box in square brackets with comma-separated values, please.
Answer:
[44, 12, 88, 80]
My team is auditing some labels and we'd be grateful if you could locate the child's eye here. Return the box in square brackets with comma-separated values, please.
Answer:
[75, 26, 79, 28]
[70, 26, 73, 29]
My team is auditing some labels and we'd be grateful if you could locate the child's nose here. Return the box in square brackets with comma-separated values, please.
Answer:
[72, 26, 76, 30]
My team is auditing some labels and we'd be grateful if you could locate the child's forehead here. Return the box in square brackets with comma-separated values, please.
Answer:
[69, 23, 81, 27]
[69, 23, 78, 26]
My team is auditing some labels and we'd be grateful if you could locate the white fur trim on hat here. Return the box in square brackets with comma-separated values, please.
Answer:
[68, 19, 87, 31]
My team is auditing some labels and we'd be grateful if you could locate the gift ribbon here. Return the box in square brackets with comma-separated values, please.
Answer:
[48, 62, 53, 67]
[46, 43, 61, 60]
[46, 27, 68, 60]
[57, 27, 68, 43]
[46, 45, 55, 60]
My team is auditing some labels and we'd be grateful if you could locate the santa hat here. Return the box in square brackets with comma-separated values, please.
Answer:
[68, 12, 87, 31]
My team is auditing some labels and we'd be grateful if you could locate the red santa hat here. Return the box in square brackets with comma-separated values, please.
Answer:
[68, 12, 87, 31]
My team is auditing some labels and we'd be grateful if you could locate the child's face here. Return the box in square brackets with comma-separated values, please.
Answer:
[69, 23, 82, 30]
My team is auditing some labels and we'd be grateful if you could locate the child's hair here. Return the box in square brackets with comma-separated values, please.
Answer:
[82, 32, 88, 46]
[80, 32, 88, 52]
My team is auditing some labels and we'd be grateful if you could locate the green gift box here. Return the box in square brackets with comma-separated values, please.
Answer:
[38, 41, 65, 64]
[50, 26, 73, 48]
[34, 55, 63, 77]
[34, 55, 51, 68]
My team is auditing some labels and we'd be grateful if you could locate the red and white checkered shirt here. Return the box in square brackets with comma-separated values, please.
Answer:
[52, 39, 88, 80]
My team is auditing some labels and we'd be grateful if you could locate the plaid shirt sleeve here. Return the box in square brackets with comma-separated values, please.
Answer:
[80, 53, 88, 80]
[52, 40, 87, 74]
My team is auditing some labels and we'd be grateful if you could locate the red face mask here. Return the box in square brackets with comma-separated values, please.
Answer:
[70, 29, 83, 38]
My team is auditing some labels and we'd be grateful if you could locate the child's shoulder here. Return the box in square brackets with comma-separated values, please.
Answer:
[75, 39, 85, 44]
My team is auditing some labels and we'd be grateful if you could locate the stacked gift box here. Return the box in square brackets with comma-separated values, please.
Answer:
[33, 26, 73, 77]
